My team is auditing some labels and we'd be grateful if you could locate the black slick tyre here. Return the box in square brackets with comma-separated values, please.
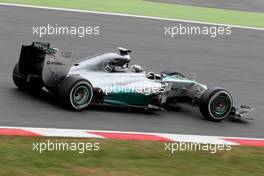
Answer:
[199, 87, 233, 121]
[58, 76, 93, 110]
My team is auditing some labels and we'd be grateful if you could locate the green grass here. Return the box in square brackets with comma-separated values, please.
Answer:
[0, 0, 264, 28]
[0, 136, 264, 176]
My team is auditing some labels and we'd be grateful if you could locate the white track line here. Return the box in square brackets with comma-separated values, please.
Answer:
[1, 126, 264, 146]
[23, 127, 105, 138]
[0, 3, 263, 31]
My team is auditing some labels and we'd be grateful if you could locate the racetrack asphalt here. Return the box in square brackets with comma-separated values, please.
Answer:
[0, 5, 263, 138]
[147, 0, 264, 13]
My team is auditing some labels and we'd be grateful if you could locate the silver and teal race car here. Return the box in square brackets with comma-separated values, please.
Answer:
[12, 42, 254, 121]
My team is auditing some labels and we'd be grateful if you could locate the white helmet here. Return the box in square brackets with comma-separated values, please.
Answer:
[131, 65, 144, 73]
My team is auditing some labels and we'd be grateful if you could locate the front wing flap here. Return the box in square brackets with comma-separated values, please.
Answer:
[229, 105, 255, 120]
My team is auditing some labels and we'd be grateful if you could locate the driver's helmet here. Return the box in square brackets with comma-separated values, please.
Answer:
[130, 65, 144, 73]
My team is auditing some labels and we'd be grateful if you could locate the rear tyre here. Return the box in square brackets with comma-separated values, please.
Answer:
[58, 76, 93, 110]
[199, 87, 233, 121]
[13, 63, 43, 90]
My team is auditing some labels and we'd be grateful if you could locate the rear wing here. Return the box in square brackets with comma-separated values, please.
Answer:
[18, 42, 72, 86]
[18, 42, 55, 76]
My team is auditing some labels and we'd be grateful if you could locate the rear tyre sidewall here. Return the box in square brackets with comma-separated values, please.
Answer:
[58, 76, 93, 110]
[199, 88, 233, 121]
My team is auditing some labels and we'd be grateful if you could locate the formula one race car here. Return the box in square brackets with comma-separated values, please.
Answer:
[12, 42, 254, 121]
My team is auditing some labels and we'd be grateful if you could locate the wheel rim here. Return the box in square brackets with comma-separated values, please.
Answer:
[70, 84, 92, 109]
[209, 92, 232, 119]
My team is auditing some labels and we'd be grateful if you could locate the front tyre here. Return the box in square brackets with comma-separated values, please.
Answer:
[199, 87, 233, 121]
[58, 76, 93, 110]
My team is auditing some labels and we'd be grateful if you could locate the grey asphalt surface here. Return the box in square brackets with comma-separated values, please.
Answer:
[0, 5, 264, 138]
[147, 0, 264, 13]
